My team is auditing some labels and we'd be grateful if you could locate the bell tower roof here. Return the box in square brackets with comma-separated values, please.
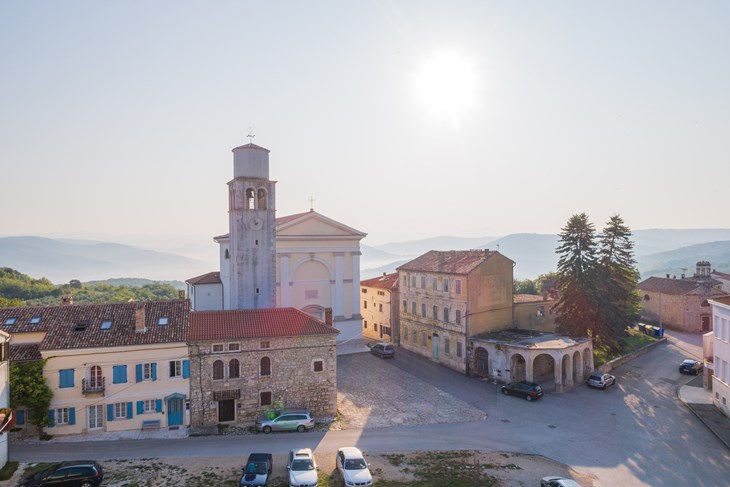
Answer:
[231, 142, 270, 152]
[231, 142, 270, 180]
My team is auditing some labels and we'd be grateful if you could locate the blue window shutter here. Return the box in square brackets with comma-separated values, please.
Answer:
[155, 399, 162, 412]
[16, 409, 26, 425]
[69, 408, 76, 425]
[70, 369, 75, 387]
[59, 369, 74, 388]
[136, 364, 143, 382]
[127, 402, 133, 419]
[113, 365, 128, 384]
[183, 360, 190, 379]
[137, 401, 144, 415]
[107, 404, 115, 422]
[47, 409, 55, 427]
[151, 362, 157, 381]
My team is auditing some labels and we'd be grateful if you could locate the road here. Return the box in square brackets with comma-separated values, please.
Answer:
[10, 331, 730, 486]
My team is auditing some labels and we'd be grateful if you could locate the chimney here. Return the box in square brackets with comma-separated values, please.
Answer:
[324, 307, 333, 326]
[62, 295, 73, 305]
[135, 303, 146, 333]
[178, 290, 185, 299]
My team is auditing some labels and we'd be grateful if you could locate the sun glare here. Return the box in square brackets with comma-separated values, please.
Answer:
[412, 49, 478, 121]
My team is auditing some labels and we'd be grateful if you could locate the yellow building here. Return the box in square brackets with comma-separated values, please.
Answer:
[0, 300, 190, 436]
[360, 273, 399, 344]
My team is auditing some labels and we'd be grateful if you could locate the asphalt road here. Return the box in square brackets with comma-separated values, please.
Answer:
[10, 331, 730, 487]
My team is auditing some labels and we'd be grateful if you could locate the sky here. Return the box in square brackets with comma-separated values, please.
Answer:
[1, 1, 729, 254]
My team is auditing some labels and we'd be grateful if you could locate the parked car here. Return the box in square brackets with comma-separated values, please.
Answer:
[587, 372, 616, 390]
[240, 453, 273, 486]
[501, 381, 543, 401]
[336, 447, 373, 486]
[256, 408, 315, 433]
[287, 448, 318, 487]
[541, 475, 582, 487]
[19, 461, 104, 487]
[369, 342, 395, 358]
[679, 359, 704, 375]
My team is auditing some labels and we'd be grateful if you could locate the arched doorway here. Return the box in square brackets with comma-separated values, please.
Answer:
[572, 350, 583, 383]
[475, 347, 489, 378]
[533, 353, 556, 389]
[561, 354, 571, 386]
[510, 353, 527, 382]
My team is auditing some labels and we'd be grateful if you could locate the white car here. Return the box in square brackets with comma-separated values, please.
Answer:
[541, 475, 582, 487]
[287, 448, 318, 487]
[336, 447, 373, 486]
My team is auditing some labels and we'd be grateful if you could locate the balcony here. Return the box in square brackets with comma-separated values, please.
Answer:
[82, 377, 105, 395]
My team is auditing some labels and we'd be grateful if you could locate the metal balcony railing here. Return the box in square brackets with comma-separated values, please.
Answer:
[82, 377, 105, 395]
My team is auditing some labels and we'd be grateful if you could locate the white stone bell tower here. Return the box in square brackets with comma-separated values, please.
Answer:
[227, 142, 277, 309]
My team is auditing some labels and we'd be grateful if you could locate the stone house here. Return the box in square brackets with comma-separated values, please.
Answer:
[360, 272, 399, 344]
[638, 261, 729, 333]
[0, 299, 191, 436]
[188, 307, 339, 428]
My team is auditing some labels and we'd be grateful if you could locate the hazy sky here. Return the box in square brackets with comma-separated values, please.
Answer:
[2, 1, 728, 251]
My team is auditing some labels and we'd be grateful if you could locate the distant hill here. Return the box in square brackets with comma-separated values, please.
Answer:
[0, 236, 209, 284]
[633, 229, 730, 256]
[637, 240, 730, 278]
[86, 278, 187, 290]
[479, 234, 560, 280]
[361, 259, 412, 280]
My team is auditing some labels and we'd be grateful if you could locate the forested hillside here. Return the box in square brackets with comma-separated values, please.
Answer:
[0, 267, 181, 306]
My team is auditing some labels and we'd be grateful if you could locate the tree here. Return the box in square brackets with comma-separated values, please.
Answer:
[0, 296, 23, 307]
[597, 215, 641, 346]
[553, 213, 601, 338]
[9, 360, 53, 428]
[513, 278, 538, 295]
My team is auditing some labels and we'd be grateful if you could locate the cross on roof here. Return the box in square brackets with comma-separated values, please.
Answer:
[247, 127, 255, 144]
[308, 195, 315, 211]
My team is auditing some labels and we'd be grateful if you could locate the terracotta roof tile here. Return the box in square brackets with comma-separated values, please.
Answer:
[10, 343, 42, 362]
[186, 271, 222, 285]
[190, 307, 339, 340]
[711, 296, 730, 306]
[638, 276, 717, 295]
[360, 273, 399, 290]
[397, 250, 508, 275]
[0, 300, 190, 351]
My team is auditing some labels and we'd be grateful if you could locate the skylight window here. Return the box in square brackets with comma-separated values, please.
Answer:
[30, 316, 42, 324]
[4, 317, 17, 325]
[100, 319, 113, 330]
[158, 316, 169, 326]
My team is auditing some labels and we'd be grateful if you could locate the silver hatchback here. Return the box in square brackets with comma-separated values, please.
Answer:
[256, 408, 315, 433]
[587, 372, 616, 390]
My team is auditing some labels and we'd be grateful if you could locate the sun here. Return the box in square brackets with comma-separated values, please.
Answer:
[412, 49, 478, 121]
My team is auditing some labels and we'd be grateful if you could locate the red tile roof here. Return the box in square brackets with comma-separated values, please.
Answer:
[638, 276, 722, 295]
[397, 250, 507, 275]
[186, 271, 222, 285]
[190, 307, 339, 340]
[0, 300, 190, 351]
[360, 273, 399, 290]
[10, 343, 42, 362]
[711, 296, 730, 306]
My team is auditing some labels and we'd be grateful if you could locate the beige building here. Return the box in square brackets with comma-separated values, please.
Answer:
[360, 272, 399, 344]
[0, 300, 191, 436]
[397, 250, 515, 374]
[188, 307, 339, 428]
[638, 261, 728, 333]
[0, 330, 9, 468]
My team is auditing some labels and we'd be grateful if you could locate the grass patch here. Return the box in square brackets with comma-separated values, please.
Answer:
[594, 328, 658, 367]
[0, 461, 19, 481]
[375, 451, 500, 487]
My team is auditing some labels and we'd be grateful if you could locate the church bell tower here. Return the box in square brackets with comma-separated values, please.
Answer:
[227, 142, 277, 309]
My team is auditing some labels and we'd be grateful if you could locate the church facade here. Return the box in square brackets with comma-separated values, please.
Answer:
[186, 142, 366, 342]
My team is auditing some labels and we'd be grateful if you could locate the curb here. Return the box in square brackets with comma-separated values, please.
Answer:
[677, 387, 730, 451]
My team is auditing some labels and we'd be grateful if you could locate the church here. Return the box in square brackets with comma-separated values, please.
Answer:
[186, 141, 366, 342]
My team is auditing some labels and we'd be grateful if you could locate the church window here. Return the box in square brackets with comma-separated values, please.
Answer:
[313, 360, 324, 372]
[260, 357, 271, 376]
[225, 249, 230, 259]
[260, 391, 272, 406]
[228, 359, 240, 379]
[245, 188, 255, 209]
[257, 189, 267, 209]
[212, 360, 224, 380]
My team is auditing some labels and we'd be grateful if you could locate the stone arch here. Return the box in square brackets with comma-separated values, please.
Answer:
[561, 353, 571, 386]
[474, 347, 489, 378]
[290, 256, 335, 281]
[245, 188, 255, 209]
[257, 188, 267, 209]
[509, 352, 527, 382]
[572, 350, 583, 383]
[533, 353, 556, 387]
[582, 347, 593, 376]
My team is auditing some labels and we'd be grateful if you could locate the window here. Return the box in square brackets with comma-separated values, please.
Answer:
[455, 310, 461, 325]
[114, 402, 128, 419]
[412, 329, 417, 343]
[225, 249, 230, 259]
[445, 338, 451, 354]
[379, 303, 383, 312]
[443, 278, 449, 292]
[362, 288, 367, 293]
[260, 341, 270, 349]
[135, 363, 157, 382]
[313, 360, 324, 372]
[457, 342, 463, 357]
[169, 360, 182, 378]
[260, 356, 271, 376]
[55, 407, 71, 425]
[364, 320, 368, 329]
[421, 303, 427, 317]
[3, 317, 16, 325]
[421, 276, 426, 288]
[374, 323, 378, 331]
[228, 343, 240, 352]
[411, 276, 416, 288]
[455, 280, 462, 294]
[59, 369, 75, 388]
[213, 360, 224, 380]
[443, 307, 449, 322]
[112, 365, 127, 384]
[212, 344, 225, 353]
[537, 307, 545, 317]
[363, 301, 367, 309]
[422, 332, 427, 346]
[229, 359, 240, 379]
[433, 277, 438, 290]
[30, 316, 42, 324]
[246, 188, 255, 209]
[412, 302, 416, 315]
[143, 400, 156, 413]
[433, 305, 438, 320]
[100, 319, 112, 330]
[403, 300, 408, 312]
[257, 188, 267, 209]
[143, 363, 153, 380]
[404, 328, 409, 341]
[260, 391, 272, 406]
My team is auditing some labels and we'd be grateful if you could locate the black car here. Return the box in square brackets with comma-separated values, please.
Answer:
[501, 380, 543, 401]
[240, 453, 273, 486]
[19, 461, 104, 487]
[679, 359, 704, 375]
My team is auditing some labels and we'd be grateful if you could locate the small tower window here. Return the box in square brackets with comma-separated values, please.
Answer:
[246, 188, 255, 209]
[225, 249, 230, 259]
[257, 188, 267, 209]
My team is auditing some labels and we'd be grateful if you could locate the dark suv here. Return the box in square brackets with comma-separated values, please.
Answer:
[501, 381, 543, 401]
[679, 359, 703, 375]
[19, 461, 104, 487]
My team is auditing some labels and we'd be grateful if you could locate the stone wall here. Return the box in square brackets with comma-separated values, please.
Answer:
[189, 334, 337, 427]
